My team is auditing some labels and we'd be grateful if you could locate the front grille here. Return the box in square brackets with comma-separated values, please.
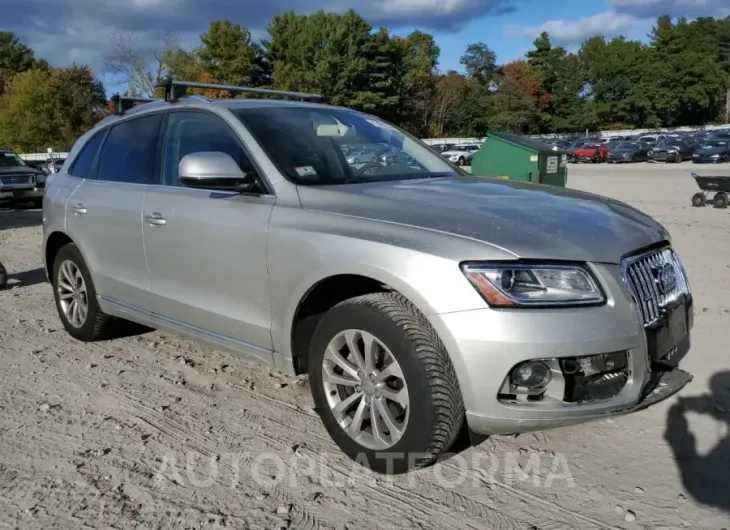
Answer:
[621, 246, 690, 326]
[0, 175, 33, 185]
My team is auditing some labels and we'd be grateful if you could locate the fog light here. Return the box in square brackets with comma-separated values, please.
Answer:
[511, 362, 552, 389]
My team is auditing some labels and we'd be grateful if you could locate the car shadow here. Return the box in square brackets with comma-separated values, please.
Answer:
[6, 267, 48, 288]
[664, 371, 730, 513]
[0, 204, 43, 229]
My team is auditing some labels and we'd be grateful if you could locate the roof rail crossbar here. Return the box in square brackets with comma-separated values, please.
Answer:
[158, 78, 324, 103]
[110, 94, 159, 115]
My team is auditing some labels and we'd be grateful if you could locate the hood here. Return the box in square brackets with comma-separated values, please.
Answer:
[609, 148, 636, 154]
[298, 176, 668, 264]
[696, 147, 727, 156]
[0, 166, 42, 175]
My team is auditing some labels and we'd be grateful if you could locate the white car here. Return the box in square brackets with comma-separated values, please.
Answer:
[441, 144, 481, 166]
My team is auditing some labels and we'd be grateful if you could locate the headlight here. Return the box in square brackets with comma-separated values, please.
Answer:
[461, 263, 605, 308]
[711, 154, 720, 158]
[36, 174, 46, 183]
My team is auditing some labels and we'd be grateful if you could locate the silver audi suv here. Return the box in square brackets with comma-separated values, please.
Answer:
[42, 81, 693, 474]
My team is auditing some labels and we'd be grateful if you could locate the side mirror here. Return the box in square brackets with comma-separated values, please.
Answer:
[179, 151, 256, 192]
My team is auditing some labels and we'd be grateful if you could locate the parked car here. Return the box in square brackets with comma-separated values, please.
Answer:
[345, 147, 378, 164]
[606, 142, 650, 163]
[573, 142, 609, 163]
[440, 144, 480, 166]
[43, 81, 694, 475]
[0, 150, 47, 208]
[693, 139, 730, 163]
[648, 139, 694, 163]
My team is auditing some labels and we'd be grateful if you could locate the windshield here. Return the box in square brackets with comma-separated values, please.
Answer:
[233, 106, 461, 185]
[616, 142, 637, 149]
[703, 140, 728, 148]
[0, 152, 26, 167]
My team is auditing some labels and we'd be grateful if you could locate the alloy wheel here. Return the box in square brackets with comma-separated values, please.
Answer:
[57, 259, 88, 328]
[321, 329, 410, 450]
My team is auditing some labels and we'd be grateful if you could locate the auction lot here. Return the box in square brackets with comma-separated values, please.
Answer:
[1, 162, 729, 529]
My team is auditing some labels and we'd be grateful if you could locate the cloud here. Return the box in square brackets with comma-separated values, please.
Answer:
[609, 0, 730, 19]
[516, 11, 642, 44]
[516, 0, 730, 46]
[6, 0, 520, 75]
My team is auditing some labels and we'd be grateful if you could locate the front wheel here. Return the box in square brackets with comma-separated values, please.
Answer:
[308, 292, 465, 475]
[458, 157, 466, 166]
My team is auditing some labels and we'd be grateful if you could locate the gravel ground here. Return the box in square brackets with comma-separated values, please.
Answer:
[1, 161, 729, 529]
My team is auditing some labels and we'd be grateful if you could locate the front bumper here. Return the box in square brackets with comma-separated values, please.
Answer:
[428, 262, 693, 435]
[693, 156, 727, 164]
[0, 186, 45, 201]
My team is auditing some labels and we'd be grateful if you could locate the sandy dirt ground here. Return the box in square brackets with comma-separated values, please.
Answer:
[1, 162, 729, 530]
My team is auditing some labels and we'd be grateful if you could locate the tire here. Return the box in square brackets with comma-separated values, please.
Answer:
[51, 243, 115, 341]
[32, 198, 43, 209]
[691, 193, 705, 207]
[0, 261, 7, 289]
[308, 292, 465, 475]
[713, 192, 728, 209]
[458, 157, 466, 166]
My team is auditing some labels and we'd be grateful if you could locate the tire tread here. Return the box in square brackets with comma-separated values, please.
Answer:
[331, 291, 465, 469]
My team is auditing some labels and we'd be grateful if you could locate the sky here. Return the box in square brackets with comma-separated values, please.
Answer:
[5, 0, 730, 93]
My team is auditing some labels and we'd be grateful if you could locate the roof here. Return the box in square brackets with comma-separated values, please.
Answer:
[489, 131, 554, 152]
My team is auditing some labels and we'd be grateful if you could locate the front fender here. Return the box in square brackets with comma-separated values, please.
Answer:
[267, 238, 490, 359]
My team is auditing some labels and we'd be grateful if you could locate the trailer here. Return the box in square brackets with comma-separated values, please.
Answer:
[690, 172, 730, 208]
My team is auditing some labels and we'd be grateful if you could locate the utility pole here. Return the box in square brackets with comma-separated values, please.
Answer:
[721, 43, 730, 124]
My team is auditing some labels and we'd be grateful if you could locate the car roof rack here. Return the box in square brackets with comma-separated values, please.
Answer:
[157, 78, 324, 103]
[110, 94, 159, 115]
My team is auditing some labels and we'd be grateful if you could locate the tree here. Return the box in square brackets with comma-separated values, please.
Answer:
[103, 31, 180, 96]
[460, 42, 497, 85]
[198, 20, 257, 87]
[489, 61, 546, 134]
[0, 32, 46, 95]
[427, 72, 468, 137]
[0, 66, 106, 152]
[645, 16, 726, 126]
[394, 30, 440, 135]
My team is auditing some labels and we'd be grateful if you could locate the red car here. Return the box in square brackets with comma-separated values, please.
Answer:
[573, 142, 609, 163]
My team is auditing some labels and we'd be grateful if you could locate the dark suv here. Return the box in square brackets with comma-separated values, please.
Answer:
[0, 150, 47, 208]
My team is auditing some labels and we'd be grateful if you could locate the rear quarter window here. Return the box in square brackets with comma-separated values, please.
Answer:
[68, 130, 107, 179]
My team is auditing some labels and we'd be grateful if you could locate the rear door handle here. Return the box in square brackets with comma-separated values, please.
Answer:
[70, 203, 87, 215]
[144, 213, 167, 226]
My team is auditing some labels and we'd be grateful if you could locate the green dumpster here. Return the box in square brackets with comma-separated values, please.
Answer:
[470, 132, 568, 187]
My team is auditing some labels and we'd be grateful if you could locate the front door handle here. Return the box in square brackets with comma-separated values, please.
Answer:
[70, 203, 87, 215]
[144, 213, 167, 226]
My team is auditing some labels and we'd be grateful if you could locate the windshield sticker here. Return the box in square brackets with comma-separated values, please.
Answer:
[295, 166, 317, 177]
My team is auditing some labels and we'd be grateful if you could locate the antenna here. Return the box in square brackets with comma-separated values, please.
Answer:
[157, 78, 324, 103]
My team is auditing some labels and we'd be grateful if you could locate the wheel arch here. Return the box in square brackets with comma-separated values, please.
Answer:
[287, 268, 440, 376]
[44, 231, 75, 279]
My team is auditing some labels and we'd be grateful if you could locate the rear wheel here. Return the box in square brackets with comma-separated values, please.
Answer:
[691, 192, 705, 207]
[52, 243, 115, 341]
[0, 261, 7, 288]
[308, 292, 465, 475]
[713, 192, 728, 209]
